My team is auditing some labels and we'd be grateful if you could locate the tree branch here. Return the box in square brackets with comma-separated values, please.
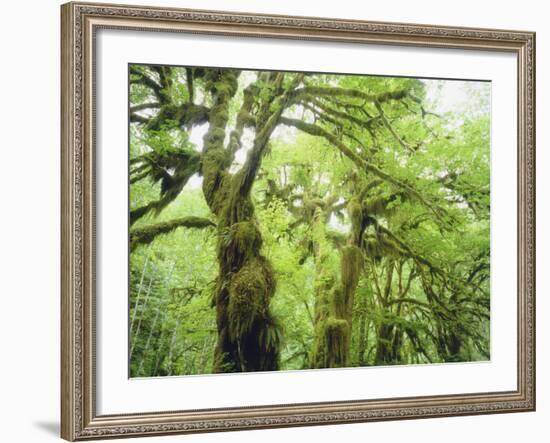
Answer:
[238, 73, 304, 196]
[304, 97, 379, 129]
[130, 216, 216, 251]
[130, 102, 161, 113]
[278, 116, 446, 222]
[130, 68, 163, 99]
[375, 101, 415, 154]
[130, 113, 151, 124]
[291, 86, 409, 104]
[145, 103, 209, 130]
[375, 222, 441, 273]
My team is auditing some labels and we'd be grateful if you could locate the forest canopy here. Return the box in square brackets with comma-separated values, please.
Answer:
[128, 64, 490, 377]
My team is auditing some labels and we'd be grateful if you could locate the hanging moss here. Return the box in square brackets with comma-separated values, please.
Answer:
[221, 221, 262, 263]
[379, 236, 402, 259]
[365, 235, 401, 261]
[256, 315, 284, 369]
[130, 148, 202, 225]
[227, 266, 264, 340]
[364, 196, 388, 216]
[331, 286, 345, 319]
[199, 68, 282, 373]
[312, 317, 349, 368]
[365, 238, 383, 261]
[313, 281, 332, 321]
[310, 270, 332, 368]
[310, 322, 327, 368]
[348, 197, 363, 244]
[130, 216, 215, 251]
[227, 255, 276, 339]
[257, 255, 277, 300]
[212, 186, 279, 372]
[212, 352, 237, 373]
[310, 201, 365, 369]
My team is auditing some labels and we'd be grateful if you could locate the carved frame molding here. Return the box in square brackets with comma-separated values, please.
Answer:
[61, 2, 535, 440]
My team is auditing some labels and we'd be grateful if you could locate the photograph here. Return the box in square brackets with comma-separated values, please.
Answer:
[57, 2, 536, 440]
[128, 64, 491, 377]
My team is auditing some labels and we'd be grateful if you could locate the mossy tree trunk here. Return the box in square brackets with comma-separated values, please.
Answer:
[421, 276, 465, 363]
[310, 197, 364, 368]
[310, 205, 343, 368]
[200, 70, 300, 373]
[355, 284, 371, 366]
[374, 259, 412, 365]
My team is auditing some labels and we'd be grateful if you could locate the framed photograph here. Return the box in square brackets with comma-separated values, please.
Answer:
[61, 1, 535, 440]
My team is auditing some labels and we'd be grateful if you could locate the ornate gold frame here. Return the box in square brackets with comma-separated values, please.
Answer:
[61, 2, 536, 440]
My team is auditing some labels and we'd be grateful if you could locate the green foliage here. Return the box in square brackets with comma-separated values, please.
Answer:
[129, 64, 490, 376]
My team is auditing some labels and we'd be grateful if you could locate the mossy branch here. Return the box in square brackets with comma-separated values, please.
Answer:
[304, 96, 379, 129]
[228, 84, 257, 158]
[279, 116, 445, 223]
[145, 103, 209, 131]
[130, 216, 215, 251]
[130, 113, 150, 124]
[150, 66, 172, 91]
[130, 102, 161, 113]
[130, 150, 202, 225]
[291, 86, 409, 104]
[129, 67, 163, 99]
[375, 222, 441, 273]
[238, 74, 304, 196]
[185, 68, 194, 103]
[386, 297, 431, 310]
[374, 101, 415, 154]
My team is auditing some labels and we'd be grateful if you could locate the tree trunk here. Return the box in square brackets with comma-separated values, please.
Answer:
[310, 206, 346, 368]
[356, 285, 370, 366]
[201, 70, 284, 373]
[374, 322, 394, 365]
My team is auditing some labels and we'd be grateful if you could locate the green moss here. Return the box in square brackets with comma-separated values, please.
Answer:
[214, 80, 238, 99]
[365, 238, 383, 261]
[365, 196, 388, 216]
[227, 274, 261, 339]
[202, 147, 229, 172]
[312, 317, 349, 368]
[347, 198, 364, 244]
[227, 257, 276, 340]
[198, 68, 281, 372]
[348, 196, 363, 225]
[257, 255, 277, 300]
[331, 286, 345, 319]
[258, 315, 283, 356]
[209, 105, 230, 129]
[341, 245, 363, 293]
[218, 221, 262, 266]
[213, 352, 237, 373]
[201, 148, 230, 212]
[325, 317, 349, 366]
[231, 221, 262, 253]
[130, 216, 215, 251]
[379, 237, 402, 258]
[204, 127, 223, 146]
[220, 184, 255, 225]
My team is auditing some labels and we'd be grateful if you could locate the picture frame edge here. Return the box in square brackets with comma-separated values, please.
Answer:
[60, 1, 536, 440]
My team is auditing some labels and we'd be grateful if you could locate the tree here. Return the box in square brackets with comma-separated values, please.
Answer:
[129, 65, 490, 375]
